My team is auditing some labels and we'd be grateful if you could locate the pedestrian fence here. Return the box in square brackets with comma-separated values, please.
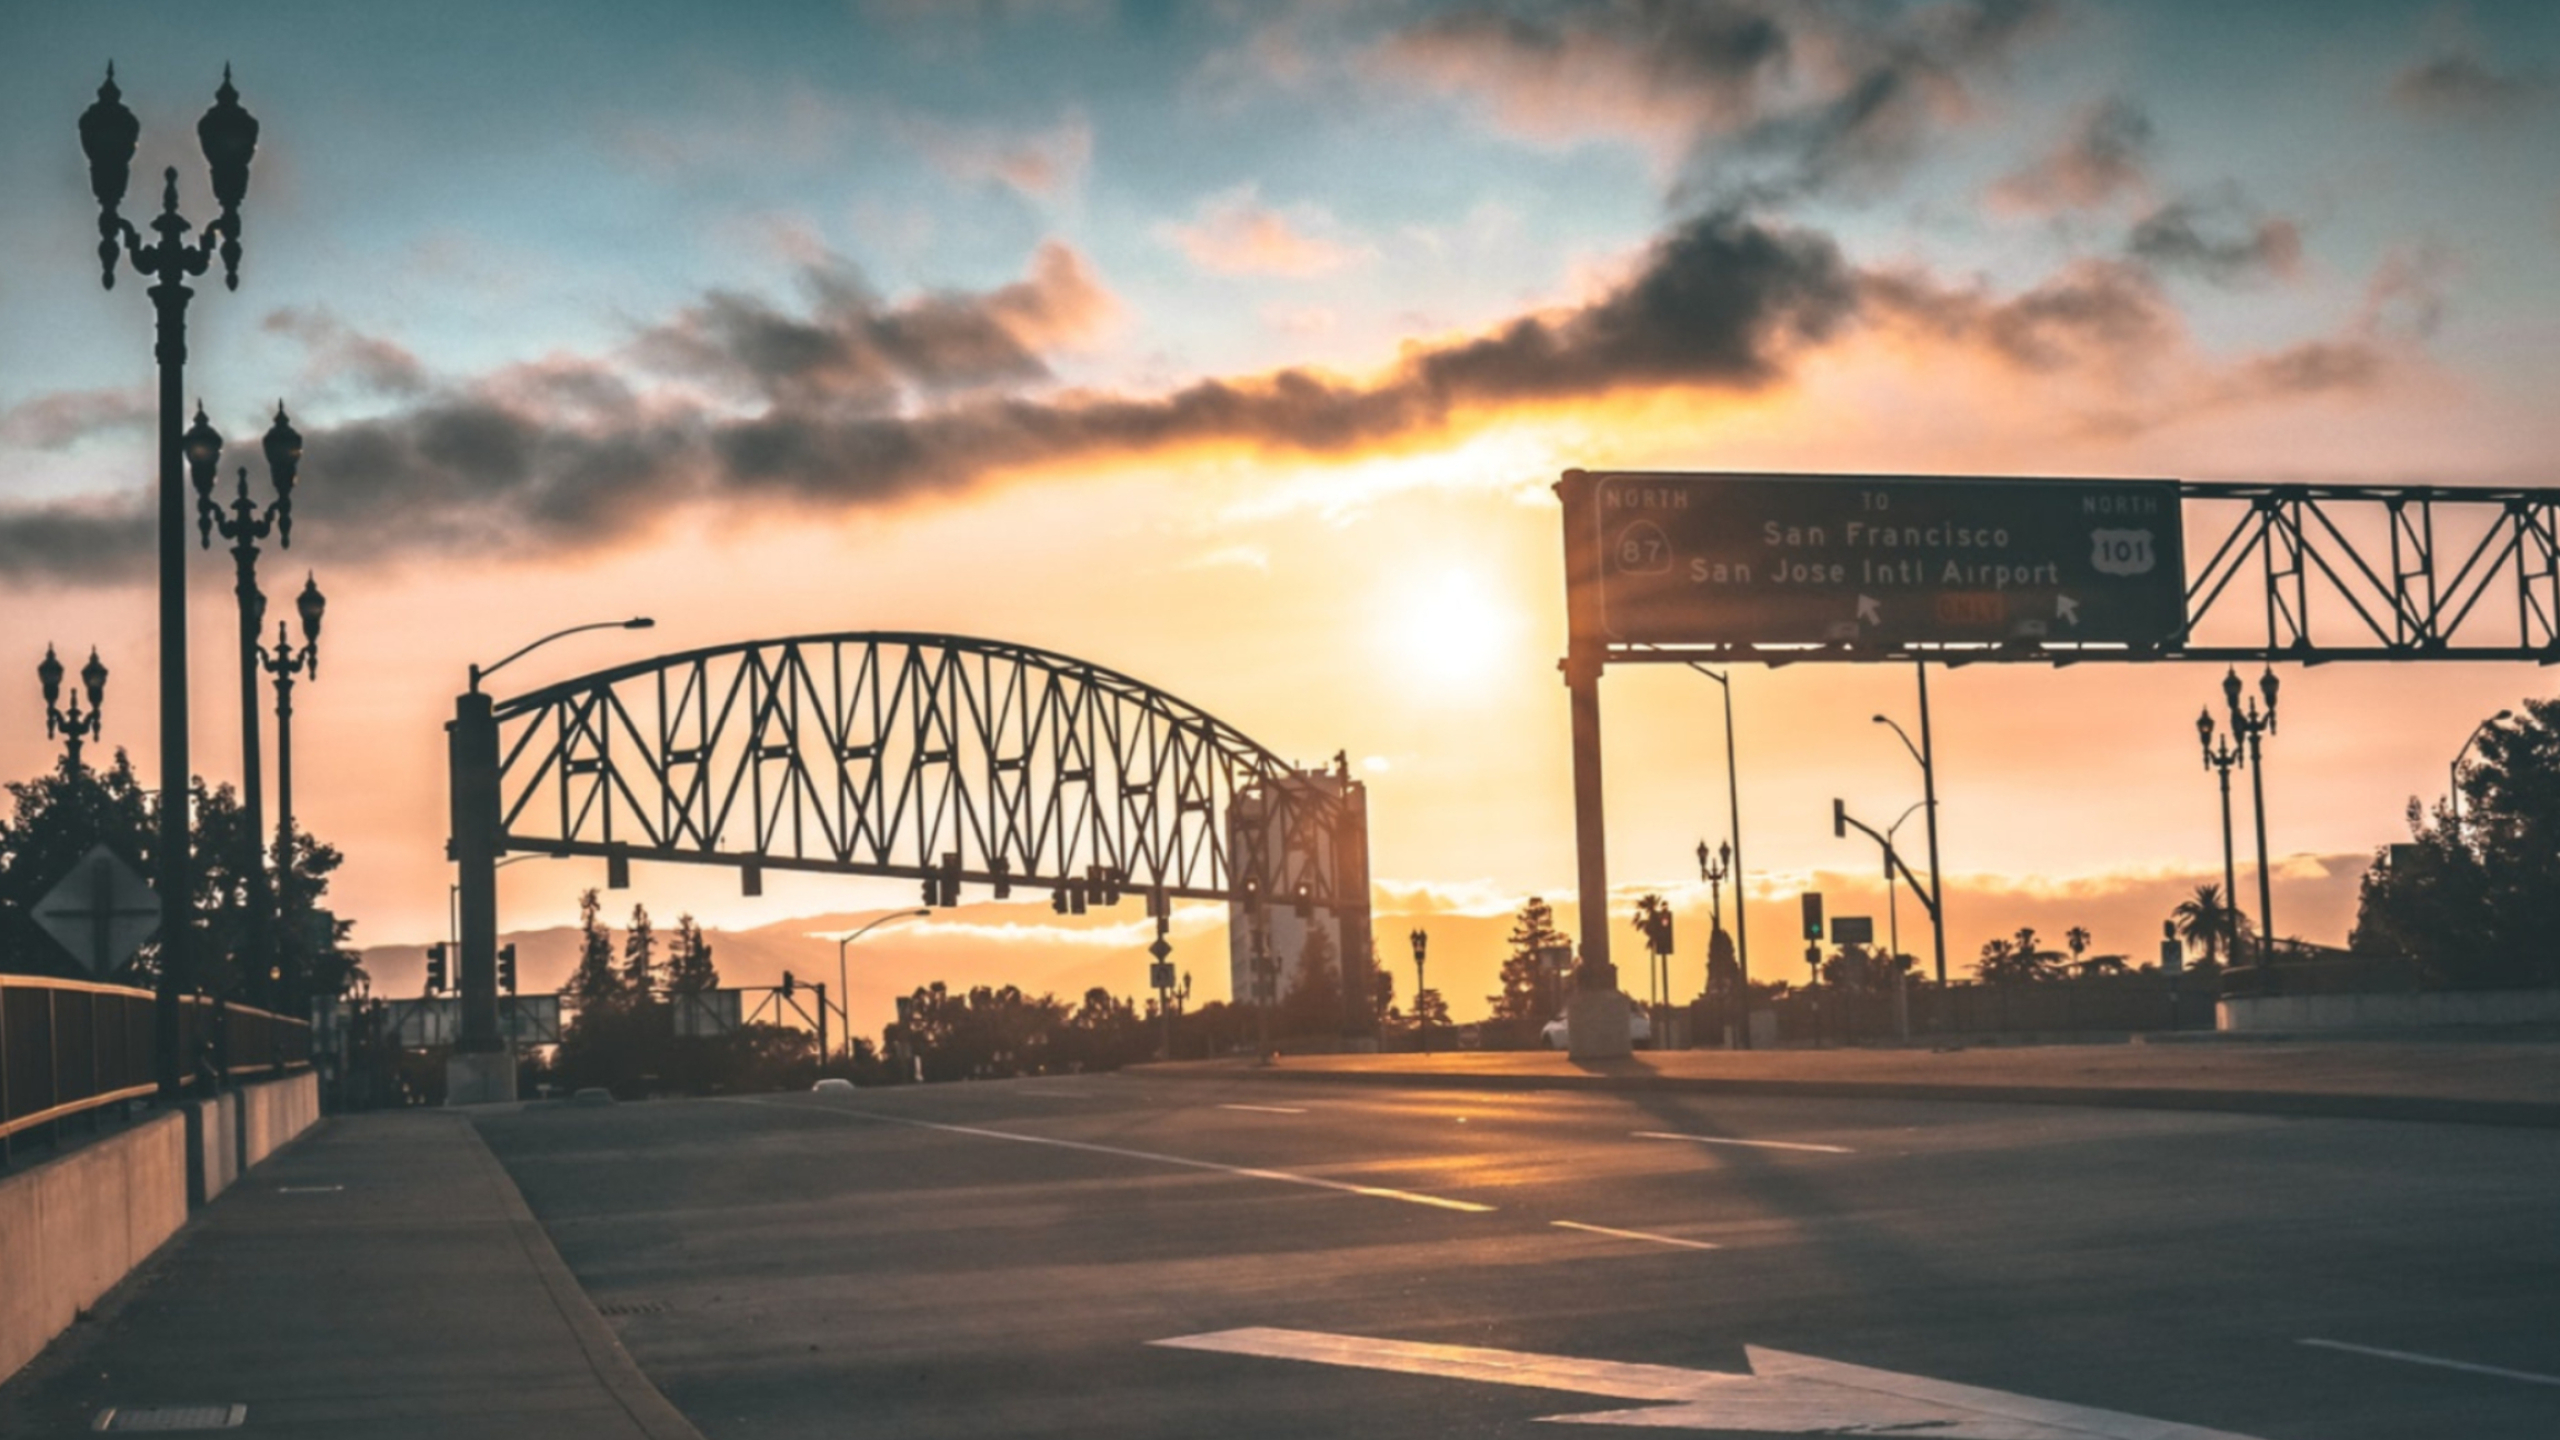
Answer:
[0, 973, 309, 1161]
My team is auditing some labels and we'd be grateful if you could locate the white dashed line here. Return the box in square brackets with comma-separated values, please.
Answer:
[2300, 1338, 2560, 1388]
[1633, 1130, 1854, 1154]
[1219, 1104, 1308, 1114]
[1550, 1219, 1721, 1251]
[733, 1097, 1492, 1212]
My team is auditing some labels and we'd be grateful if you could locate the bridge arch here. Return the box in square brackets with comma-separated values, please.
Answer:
[446, 632, 1371, 1056]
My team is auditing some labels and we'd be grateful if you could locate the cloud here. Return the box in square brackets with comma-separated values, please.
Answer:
[1988, 95, 2152, 214]
[261, 307, 430, 396]
[0, 386, 152, 450]
[2390, 48, 2548, 119]
[907, 110, 1095, 201]
[0, 196, 2414, 583]
[2127, 193, 2304, 287]
[1162, 187, 1368, 277]
[1372, 0, 2062, 198]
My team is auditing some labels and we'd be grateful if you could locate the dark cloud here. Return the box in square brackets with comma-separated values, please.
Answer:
[2128, 195, 2303, 286]
[2390, 50, 2548, 119]
[1864, 258, 2176, 374]
[1990, 95, 2152, 213]
[0, 215, 1854, 582]
[1372, 0, 2062, 201]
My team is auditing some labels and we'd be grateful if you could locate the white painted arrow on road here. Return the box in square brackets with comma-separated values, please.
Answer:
[1153, 1327, 2265, 1437]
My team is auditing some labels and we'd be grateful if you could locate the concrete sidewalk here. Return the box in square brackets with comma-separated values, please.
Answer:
[0, 1111, 701, 1440]
[1151, 1035, 2560, 1128]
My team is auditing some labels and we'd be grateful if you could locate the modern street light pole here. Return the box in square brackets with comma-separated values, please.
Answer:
[453, 617, 655, 1067]
[1683, 664, 1751, 1043]
[2195, 708, 2244, 966]
[196, 403, 303, 1000]
[1883, 800, 1925, 978]
[837, 909, 928, 1062]
[82, 65, 262, 1098]
[38, 646, 109, 771]
[1409, 928, 1428, 1054]
[2450, 709, 2514, 839]
[1873, 673, 1947, 985]
[2222, 668, 2279, 978]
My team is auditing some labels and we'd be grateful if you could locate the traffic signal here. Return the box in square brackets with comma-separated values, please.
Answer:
[424, 943, 447, 993]
[1646, 910, 1675, 956]
[1800, 892, 1824, 942]
[1051, 887, 1069, 914]
[780, 971, 796, 999]
[1833, 798, 1847, 838]
[497, 943, 518, 993]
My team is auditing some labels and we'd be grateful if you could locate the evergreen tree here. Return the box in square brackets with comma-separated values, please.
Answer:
[2354, 698, 2560, 988]
[1491, 895, 1567, 1042]
[564, 889, 624, 1012]
[663, 912, 718, 994]
[1280, 922, 1341, 1035]
[623, 903, 658, 1001]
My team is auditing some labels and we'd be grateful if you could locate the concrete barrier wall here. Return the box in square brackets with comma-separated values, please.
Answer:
[1, 1072, 324, 1388]
[0, 1111, 189, 1386]
[2221, 988, 2560, 1031]
[240, 1071, 319, 1169]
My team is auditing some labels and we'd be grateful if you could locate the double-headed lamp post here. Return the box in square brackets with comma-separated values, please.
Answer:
[2450, 709, 2514, 838]
[193, 402, 304, 993]
[451, 618, 655, 1072]
[38, 646, 109, 771]
[2222, 668, 2279, 977]
[82, 64, 263, 1098]
[838, 909, 928, 1062]
[258, 576, 326, 877]
[2195, 707, 2244, 967]
[1409, 928, 1428, 1054]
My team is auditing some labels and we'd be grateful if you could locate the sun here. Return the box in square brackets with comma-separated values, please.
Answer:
[1382, 567, 1520, 695]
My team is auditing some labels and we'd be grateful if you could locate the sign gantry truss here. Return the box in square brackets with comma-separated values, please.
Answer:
[486, 632, 1350, 908]
[1582, 480, 2560, 665]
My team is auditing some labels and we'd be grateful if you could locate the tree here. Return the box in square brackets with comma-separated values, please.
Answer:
[663, 912, 718, 995]
[1410, 987, 1451, 1040]
[564, 889, 624, 1013]
[2064, 926, 2092, 972]
[1279, 923, 1342, 1036]
[2170, 884, 2250, 969]
[2354, 699, 2560, 988]
[623, 903, 658, 1002]
[1490, 896, 1567, 1044]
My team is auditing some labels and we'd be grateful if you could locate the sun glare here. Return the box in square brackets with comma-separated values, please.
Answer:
[1384, 567, 1518, 694]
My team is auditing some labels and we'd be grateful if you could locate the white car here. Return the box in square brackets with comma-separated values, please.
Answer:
[1539, 1009, 1653, 1049]
[810, 1077, 856, 1093]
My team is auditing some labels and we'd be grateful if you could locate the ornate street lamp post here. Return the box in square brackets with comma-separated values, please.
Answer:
[39, 646, 110, 770]
[194, 402, 303, 996]
[2222, 668, 2279, 981]
[2195, 707, 2244, 969]
[259, 575, 325, 873]
[81, 64, 261, 1097]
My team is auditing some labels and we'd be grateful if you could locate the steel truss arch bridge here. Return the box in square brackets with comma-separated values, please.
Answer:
[445, 632, 1371, 1059]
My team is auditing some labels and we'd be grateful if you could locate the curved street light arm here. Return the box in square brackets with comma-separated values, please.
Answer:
[1873, 714, 1925, 771]
[472, 616, 654, 693]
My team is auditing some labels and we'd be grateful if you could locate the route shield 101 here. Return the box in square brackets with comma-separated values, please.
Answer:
[1585, 472, 2185, 647]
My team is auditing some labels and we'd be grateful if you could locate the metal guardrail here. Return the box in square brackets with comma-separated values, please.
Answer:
[0, 974, 311, 1155]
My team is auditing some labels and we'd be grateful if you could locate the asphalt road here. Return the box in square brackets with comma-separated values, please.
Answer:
[474, 1076, 2560, 1438]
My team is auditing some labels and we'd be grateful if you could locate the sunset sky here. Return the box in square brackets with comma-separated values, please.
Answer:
[4, 2, 2558, 1026]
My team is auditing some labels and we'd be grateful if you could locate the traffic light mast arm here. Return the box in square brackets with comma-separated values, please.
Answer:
[1833, 799, 1939, 924]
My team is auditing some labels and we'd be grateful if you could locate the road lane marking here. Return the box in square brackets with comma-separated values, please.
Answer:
[732, 1098, 1491, 1212]
[1152, 1327, 2268, 1436]
[1634, 1130, 1854, 1154]
[1550, 1219, 1720, 1251]
[2299, 1338, 2560, 1388]
[1219, 1103, 1307, 1114]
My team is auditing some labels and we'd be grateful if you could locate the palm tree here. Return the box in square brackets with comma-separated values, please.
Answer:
[2065, 925, 2093, 974]
[2170, 885, 2251, 968]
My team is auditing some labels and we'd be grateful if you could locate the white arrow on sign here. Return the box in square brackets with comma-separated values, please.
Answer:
[1855, 594, 1882, 625]
[31, 844, 161, 977]
[2056, 594, 2081, 627]
[1154, 1327, 2265, 1438]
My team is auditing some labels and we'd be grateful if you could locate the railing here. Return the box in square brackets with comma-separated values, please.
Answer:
[0, 974, 311, 1158]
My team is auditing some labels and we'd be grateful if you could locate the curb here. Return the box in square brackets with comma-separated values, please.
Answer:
[1143, 1064, 2560, 1130]
[454, 1117, 707, 1440]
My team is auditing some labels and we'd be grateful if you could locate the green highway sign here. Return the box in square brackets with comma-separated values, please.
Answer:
[1585, 472, 2185, 647]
